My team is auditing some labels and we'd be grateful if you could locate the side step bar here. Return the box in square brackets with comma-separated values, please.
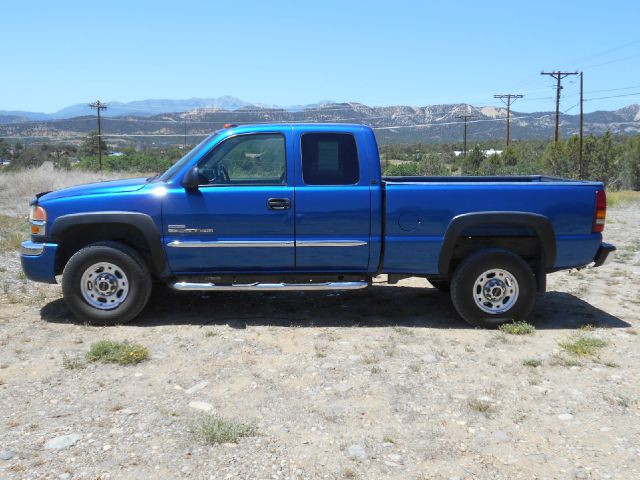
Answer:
[170, 281, 369, 292]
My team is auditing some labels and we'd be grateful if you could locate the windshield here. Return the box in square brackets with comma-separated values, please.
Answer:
[157, 134, 216, 182]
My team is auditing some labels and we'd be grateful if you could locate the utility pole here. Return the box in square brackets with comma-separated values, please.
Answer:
[89, 100, 107, 169]
[541, 71, 578, 142]
[579, 71, 584, 178]
[493, 94, 523, 146]
[456, 115, 475, 156]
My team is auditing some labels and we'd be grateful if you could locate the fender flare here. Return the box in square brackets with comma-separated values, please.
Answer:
[49, 211, 166, 275]
[438, 211, 556, 275]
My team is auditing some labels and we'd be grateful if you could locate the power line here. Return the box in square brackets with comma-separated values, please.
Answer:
[493, 94, 523, 146]
[541, 71, 579, 141]
[88, 100, 107, 169]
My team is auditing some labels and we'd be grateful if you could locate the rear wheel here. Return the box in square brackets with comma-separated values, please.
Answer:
[450, 248, 536, 328]
[62, 242, 152, 325]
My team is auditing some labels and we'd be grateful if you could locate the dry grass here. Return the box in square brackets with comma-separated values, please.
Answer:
[0, 215, 28, 251]
[607, 191, 640, 208]
[0, 164, 147, 216]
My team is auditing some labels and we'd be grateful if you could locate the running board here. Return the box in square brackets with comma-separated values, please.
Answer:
[170, 281, 369, 292]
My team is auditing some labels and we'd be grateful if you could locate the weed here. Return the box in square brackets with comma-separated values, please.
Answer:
[342, 467, 357, 479]
[204, 331, 219, 337]
[392, 326, 414, 336]
[362, 354, 378, 365]
[485, 332, 512, 347]
[370, 365, 382, 374]
[499, 321, 535, 335]
[383, 435, 395, 444]
[62, 353, 86, 370]
[408, 363, 420, 373]
[604, 394, 631, 408]
[382, 339, 397, 357]
[579, 324, 596, 332]
[603, 361, 620, 368]
[468, 399, 495, 416]
[314, 345, 327, 358]
[464, 345, 475, 353]
[548, 353, 582, 367]
[86, 340, 149, 365]
[559, 336, 607, 356]
[528, 375, 541, 386]
[522, 358, 543, 367]
[192, 414, 256, 444]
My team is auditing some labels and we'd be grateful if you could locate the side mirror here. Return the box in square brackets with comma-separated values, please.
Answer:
[182, 167, 200, 190]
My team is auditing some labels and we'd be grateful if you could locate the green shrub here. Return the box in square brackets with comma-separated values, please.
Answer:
[499, 321, 535, 335]
[86, 340, 149, 365]
[559, 336, 607, 356]
[193, 414, 256, 444]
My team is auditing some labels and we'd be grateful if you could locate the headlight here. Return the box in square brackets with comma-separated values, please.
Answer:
[29, 205, 47, 236]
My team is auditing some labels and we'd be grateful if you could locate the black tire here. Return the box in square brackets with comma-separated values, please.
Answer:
[427, 278, 450, 292]
[450, 248, 536, 328]
[62, 241, 152, 325]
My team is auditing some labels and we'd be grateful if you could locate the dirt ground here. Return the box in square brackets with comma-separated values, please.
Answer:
[0, 180, 639, 479]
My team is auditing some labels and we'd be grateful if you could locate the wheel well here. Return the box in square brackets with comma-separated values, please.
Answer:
[448, 234, 541, 274]
[55, 223, 152, 275]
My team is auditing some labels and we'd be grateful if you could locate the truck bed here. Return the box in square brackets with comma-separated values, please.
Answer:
[381, 176, 604, 274]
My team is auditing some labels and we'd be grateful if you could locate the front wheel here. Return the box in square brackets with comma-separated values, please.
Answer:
[450, 248, 536, 328]
[62, 242, 152, 325]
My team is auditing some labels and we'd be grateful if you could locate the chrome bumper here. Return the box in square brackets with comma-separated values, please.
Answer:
[20, 240, 52, 256]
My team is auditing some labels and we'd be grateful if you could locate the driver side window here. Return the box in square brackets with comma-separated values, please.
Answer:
[197, 133, 286, 185]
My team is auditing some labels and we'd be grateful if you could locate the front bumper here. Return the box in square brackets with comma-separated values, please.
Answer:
[593, 242, 616, 267]
[19, 240, 59, 284]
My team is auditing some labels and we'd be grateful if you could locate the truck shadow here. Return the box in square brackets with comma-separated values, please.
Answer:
[40, 285, 630, 330]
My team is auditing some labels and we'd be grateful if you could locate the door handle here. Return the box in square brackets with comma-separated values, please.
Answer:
[267, 198, 291, 210]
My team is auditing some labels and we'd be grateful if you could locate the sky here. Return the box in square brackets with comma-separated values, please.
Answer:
[2, 0, 640, 113]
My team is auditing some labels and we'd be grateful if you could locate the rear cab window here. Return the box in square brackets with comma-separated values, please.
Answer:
[301, 133, 359, 185]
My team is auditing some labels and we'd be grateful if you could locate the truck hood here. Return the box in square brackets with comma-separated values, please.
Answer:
[38, 177, 149, 202]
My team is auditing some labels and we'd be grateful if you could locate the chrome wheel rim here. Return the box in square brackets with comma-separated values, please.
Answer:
[80, 262, 129, 310]
[473, 268, 519, 314]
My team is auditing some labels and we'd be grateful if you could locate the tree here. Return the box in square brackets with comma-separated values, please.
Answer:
[501, 146, 518, 167]
[462, 145, 485, 175]
[621, 135, 640, 190]
[0, 138, 11, 159]
[419, 153, 448, 176]
[79, 131, 108, 157]
[542, 140, 573, 178]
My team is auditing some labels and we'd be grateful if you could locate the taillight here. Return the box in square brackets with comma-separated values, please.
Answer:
[593, 190, 606, 233]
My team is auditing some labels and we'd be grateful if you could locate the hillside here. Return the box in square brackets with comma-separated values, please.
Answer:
[1, 102, 639, 144]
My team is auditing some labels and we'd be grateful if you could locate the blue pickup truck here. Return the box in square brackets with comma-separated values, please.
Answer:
[20, 123, 615, 327]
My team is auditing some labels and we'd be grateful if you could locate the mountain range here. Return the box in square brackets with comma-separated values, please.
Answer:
[1, 97, 639, 144]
